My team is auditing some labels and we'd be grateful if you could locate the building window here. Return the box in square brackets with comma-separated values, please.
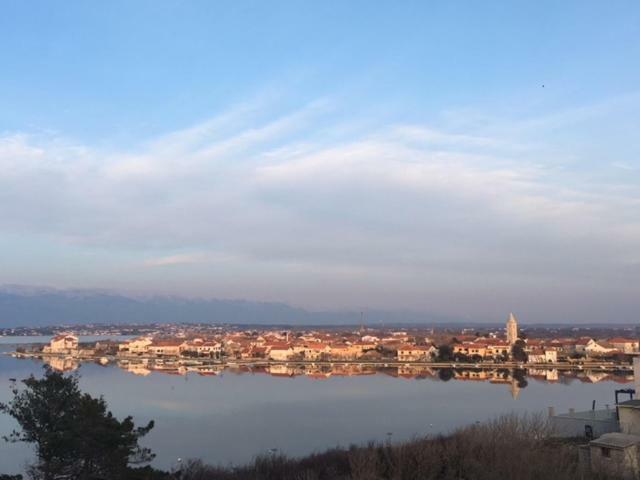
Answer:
[601, 447, 611, 458]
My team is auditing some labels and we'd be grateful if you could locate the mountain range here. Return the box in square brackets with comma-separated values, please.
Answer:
[0, 285, 454, 327]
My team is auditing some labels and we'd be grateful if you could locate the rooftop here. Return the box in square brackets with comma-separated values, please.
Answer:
[553, 409, 617, 421]
[590, 432, 640, 449]
[618, 399, 640, 409]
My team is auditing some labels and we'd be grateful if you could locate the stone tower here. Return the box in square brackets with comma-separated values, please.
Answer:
[506, 312, 518, 345]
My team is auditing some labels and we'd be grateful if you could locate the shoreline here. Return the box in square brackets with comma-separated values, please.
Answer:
[7, 351, 634, 372]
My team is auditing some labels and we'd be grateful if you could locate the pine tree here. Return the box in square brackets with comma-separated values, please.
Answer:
[1, 368, 155, 480]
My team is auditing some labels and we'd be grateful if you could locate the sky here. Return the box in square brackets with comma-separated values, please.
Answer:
[0, 1, 639, 323]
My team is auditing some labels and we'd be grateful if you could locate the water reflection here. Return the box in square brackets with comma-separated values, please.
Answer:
[27, 354, 633, 398]
[43, 356, 80, 372]
[1, 349, 633, 475]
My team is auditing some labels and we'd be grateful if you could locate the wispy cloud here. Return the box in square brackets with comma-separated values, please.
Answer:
[0, 93, 638, 318]
[143, 253, 207, 268]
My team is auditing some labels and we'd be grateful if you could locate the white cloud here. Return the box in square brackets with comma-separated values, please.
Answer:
[0, 95, 638, 318]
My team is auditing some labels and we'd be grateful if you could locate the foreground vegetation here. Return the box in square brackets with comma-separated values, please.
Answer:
[172, 416, 613, 480]
[0, 368, 627, 479]
[0, 368, 158, 480]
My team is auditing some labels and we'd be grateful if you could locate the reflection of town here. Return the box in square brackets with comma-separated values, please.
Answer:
[12, 311, 637, 400]
[38, 355, 633, 400]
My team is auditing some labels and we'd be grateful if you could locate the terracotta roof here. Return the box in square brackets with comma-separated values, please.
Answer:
[52, 334, 77, 341]
[150, 340, 183, 347]
[529, 349, 546, 355]
[457, 342, 487, 348]
[398, 344, 433, 351]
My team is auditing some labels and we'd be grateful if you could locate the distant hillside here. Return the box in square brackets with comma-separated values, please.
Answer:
[0, 285, 452, 327]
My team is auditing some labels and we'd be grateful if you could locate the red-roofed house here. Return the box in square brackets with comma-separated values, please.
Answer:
[148, 339, 184, 357]
[302, 343, 330, 360]
[118, 337, 152, 355]
[453, 343, 487, 358]
[397, 345, 436, 362]
[181, 338, 223, 358]
[44, 334, 79, 354]
[609, 338, 640, 354]
[268, 344, 294, 361]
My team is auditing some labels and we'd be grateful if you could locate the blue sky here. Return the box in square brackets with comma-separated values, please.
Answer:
[0, 1, 639, 322]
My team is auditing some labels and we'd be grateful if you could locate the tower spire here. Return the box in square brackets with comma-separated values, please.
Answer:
[506, 313, 519, 345]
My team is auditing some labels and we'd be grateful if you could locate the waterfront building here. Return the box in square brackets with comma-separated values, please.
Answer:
[328, 343, 355, 359]
[609, 338, 640, 354]
[118, 336, 152, 355]
[396, 345, 436, 362]
[474, 338, 511, 358]
[453, 342, 488, 358]
[584, 339, 617, 356]
[527, 349, 557, 364]
[268, 344, 294, 361]
[181, 338, 223, 358]
[302, 343, 330, 360]
[43, 333, 79, 354]
[147, 339, 183, 357]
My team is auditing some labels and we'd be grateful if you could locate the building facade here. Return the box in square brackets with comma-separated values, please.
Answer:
[44, 334, 79, 354]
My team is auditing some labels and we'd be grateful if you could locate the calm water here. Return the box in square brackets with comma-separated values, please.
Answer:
[0, 337, 631, 475]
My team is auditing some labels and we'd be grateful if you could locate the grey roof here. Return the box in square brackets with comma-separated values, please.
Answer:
[618, 399, 640, 409]
[553, 409, 617, 421]
[590, 433, 640, 449]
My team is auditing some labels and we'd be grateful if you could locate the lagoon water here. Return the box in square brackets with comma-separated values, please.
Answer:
[0, 336, 630, 475]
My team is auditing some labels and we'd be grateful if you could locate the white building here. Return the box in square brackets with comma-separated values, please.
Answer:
[44, 334, 79, 354]
[609, 338, 640, 354]
[584, 339, 616, 356]
[118, 337, 152, 355]
[181, 338, 223, 358]
[527, 349, 557, 364]
[269, 345, 294, 361]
